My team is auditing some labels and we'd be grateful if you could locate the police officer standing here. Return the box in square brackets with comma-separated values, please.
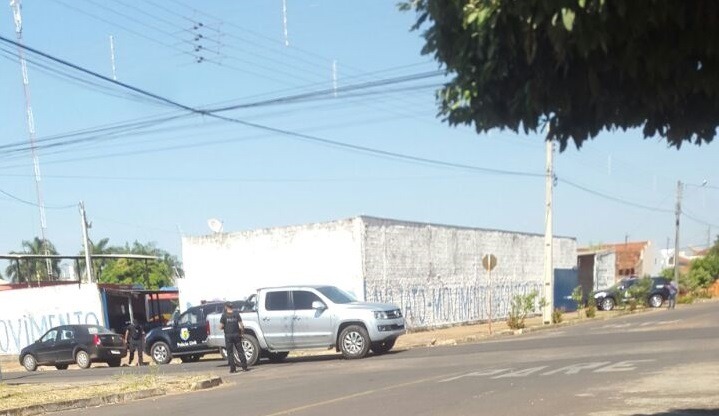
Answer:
[124, 318, 146, 366]
[219, 302, 248, 373]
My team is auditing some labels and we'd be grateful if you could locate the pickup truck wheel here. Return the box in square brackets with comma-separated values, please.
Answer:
[339, 325, 370, 359]
[240, 334, 260, 367]
[150, 341, 172, 365]
[267, 351, 289, 363]
[370, 339, 396, 355]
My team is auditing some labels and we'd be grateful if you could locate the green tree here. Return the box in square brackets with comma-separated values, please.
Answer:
[627, 276, 652, 306]
[77, 237, 116, 279]
[4, 237, 60, 282]
[97, 241, 180, 290]
[401, 0, 719, 150]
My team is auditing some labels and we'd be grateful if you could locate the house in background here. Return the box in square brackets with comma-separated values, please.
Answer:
[659, 247, 709, 275]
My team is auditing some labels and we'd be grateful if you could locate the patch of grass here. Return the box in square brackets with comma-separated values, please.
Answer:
[0, 373, 214, 411]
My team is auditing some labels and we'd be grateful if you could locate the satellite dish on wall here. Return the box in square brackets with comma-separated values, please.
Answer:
[207, 218, 224, 234]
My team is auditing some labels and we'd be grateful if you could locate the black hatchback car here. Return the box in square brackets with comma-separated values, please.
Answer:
[19, 324, 127, 371]
[592, 276, 672, 311]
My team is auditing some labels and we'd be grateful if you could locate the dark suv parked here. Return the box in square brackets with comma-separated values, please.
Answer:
[592, 276, 672, 311]
[19, 324, 127, 371]
[144, 300, 250, 364]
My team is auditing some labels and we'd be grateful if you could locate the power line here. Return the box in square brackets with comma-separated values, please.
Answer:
[0, 188, 75, 210]
[682, 210, 719, 228]
[558, 178, 674, 214]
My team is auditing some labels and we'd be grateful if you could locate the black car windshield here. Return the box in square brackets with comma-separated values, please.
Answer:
[317, 286, 357, 304]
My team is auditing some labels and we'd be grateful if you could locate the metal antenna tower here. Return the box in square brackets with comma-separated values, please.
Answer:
[9, 0, 52, 279]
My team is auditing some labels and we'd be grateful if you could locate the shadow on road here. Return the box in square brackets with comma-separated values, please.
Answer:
[632, 409, 719, 415]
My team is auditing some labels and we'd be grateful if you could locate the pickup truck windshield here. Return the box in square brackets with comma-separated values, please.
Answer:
[317, 286, 357, 304]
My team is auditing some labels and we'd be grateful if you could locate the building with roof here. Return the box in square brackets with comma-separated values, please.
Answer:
[180, 216, 577, 328]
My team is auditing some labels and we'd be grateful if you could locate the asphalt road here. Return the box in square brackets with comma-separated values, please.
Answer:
[7, 302, 719, 415]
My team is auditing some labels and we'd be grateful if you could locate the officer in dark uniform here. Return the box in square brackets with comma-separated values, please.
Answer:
[124, 318, 145, 366]
[219, 302, 248, 373]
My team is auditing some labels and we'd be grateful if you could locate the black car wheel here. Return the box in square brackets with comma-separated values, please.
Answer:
[150, 341, 172, 365]
[107, 359, 122, 367]
[600, 297, 616, 311]
[648, 294, 664, 308]
[55, 364, 69, 370]
[22, 354, 38, 372]
[75, 350, 91, 369]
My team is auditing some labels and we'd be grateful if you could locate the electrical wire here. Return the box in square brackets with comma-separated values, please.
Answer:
[0, 188, 75, 210]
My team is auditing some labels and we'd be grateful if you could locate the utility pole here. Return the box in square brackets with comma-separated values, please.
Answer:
[10, 0, 51, 279]
[708, 226, 712, 248]
[109, 35, 117, 80]
[673, 181, 682, 291]
[543, 138, 554, 325]
[79, 201, 93, 283]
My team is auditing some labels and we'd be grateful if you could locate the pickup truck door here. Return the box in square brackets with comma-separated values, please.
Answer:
[258, 291, 294, 350]
[291, 290, 334, 348]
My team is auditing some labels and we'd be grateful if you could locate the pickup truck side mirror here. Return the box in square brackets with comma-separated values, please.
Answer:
[312, 301, 327, 310]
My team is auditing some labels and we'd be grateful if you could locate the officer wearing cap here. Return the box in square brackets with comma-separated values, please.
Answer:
[219, 302, 248, 373]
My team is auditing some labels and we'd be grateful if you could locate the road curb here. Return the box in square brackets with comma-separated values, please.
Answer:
[0, 388, 166, 416]
[0, 375, 224, 416]
[191, 376, 223, 391]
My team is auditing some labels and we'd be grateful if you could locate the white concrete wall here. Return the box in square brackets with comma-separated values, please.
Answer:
[361, 218, 577, 328]
[0, 284, 104, 355]
[594, 251, 616, 290]
[179, 218, 365, 311]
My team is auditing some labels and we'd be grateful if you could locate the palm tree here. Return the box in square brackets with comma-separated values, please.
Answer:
[5, 237, 60, 282]
[79, 237, 115, 280]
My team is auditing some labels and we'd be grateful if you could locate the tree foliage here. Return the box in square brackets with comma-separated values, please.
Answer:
[401, 0, 719, 150]
[4, 237, 60, 282]
[86, 240, 181, 290]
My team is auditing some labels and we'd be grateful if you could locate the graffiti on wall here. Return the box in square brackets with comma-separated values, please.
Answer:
[0, 283, 104, 355]
[367, 278, 543, 328]
[0, 311, 101, 354]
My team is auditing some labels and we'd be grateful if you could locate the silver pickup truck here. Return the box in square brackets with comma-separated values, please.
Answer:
[206, 285, 405, 366]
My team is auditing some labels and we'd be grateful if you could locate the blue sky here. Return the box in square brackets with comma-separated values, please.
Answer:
[1, 0, 718, 271]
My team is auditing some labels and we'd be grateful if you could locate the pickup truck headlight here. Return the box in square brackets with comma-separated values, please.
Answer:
[374, 311, 390, 320]
[374, 310, 402, 320]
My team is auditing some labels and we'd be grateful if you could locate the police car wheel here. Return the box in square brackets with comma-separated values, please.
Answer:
[151, 341, 172, 365]
[220, 348, 228, 360]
